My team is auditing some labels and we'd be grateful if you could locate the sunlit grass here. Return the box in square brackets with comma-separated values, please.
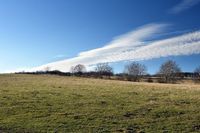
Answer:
[0, 74, 200, 132]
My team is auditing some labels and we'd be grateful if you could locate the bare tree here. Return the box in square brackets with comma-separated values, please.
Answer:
[124, 62, 147, 81]
[70, 66, 75, 73]
[71, 64, 86, 75]
[158, 60, 181, 83]
[194, 66, 200, 82]
[44, 67, 51, 72]
[194, 66, 200, 75]
[95, 63, 113, 77]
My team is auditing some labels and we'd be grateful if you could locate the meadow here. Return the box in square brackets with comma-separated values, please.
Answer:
[0, 74, 200, 132]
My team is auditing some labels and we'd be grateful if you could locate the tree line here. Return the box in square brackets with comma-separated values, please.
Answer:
[17, 60, 200, 84]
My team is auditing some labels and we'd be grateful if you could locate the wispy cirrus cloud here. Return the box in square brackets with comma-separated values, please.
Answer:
[30, 23, 167, 72]
[28, 23, 200, 72]
[169, 0, 200, 14]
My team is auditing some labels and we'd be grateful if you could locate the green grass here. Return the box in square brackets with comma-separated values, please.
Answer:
[0, 74, 200, 132]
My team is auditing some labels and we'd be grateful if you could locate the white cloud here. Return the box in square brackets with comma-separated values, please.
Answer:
[28, 23, 200, 73]
[107, 31, 200, 62]
[170, 0, 200, 14]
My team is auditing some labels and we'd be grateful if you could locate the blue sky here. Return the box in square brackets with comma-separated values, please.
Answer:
[0, 0, 200, 74]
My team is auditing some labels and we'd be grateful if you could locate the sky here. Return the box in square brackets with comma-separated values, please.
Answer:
[0, 0, 200, 74]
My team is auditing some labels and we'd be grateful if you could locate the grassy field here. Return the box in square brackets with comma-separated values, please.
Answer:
[0, 74, 200, 132]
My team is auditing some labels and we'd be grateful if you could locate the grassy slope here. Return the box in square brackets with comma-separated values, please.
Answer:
[0, 74, 200, 132]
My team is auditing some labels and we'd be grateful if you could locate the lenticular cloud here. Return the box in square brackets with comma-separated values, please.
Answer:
[31, 23, 200, 72]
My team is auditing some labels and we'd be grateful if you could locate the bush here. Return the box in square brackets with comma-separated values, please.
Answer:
[147, 78, 153, 83]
